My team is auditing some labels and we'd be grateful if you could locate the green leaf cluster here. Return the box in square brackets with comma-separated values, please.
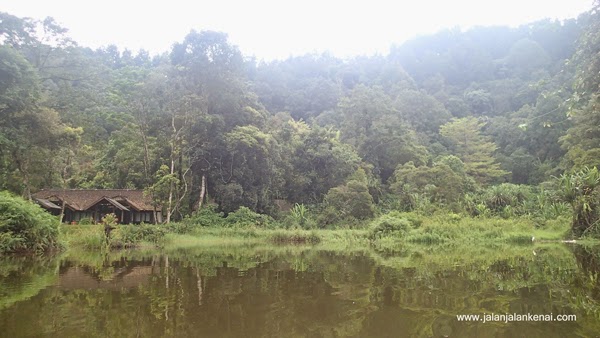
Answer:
[0, 191, 60, 253]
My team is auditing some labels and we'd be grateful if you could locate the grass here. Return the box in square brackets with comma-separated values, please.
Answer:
[58, 212, 576, 253]
[164, 228, 368, 248]
[164, 232, 260, 248]
[162, 214, 569, 251]
[268, 229, 321, 244]
[60, 224, 106, 250]
[60, 223, 169, 251]
[369, 212, 572, 249]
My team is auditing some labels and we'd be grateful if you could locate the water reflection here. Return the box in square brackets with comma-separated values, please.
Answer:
[1, 245, 600, 337]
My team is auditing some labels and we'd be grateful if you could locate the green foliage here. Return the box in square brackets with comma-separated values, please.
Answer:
[225, 206, 274, 228]
[482, 184, 532, 212]
[369, 212, 414, 240]
[145, 165, 179, 211]
[184, 205, 225, 228]
[557, 167, 600, 236]
[60, 224, 105, 250]
[217, 125, 281, 213]
[0, 11, 596, 236]
[286, 203, 319, 229]
[397, 216, 557, 245]
[177, 205, 275, 232]
[464, 89, 493, 115]
[268, 230, 321, 244]
[0, 191, 60, 253]
[322, 168, 375, 225]
[101, 213, 118, 228]
[77, 217, 94, 225]
[0, 45, 40, 114]
[440, 117, 509, 184]
[460, 183, 568, 220]
[290, 203, 308, 225]
[504, 38, 551, 79]
[335, 85, 429, 181]
[0, 44, 68, 196]
[562, 4, 600, 170]
[390, 159, 472, 211]
[464, 185, 568, 226]
[275, 121, 362, 204]
[117, 223, 166, 246]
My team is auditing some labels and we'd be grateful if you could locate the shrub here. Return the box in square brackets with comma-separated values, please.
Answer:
[463, 184, 537, 217]
[290, 203, 309, 227]
[322, 168, 375, 224]
[77, 217, 94, 225]
[269, 230, 321, 244]
[164, 221, 191, 234]
[482, 183, 532, 213]
[316, 206, 341, 227]
[402, 212, 425, 228]
[118, 223, 166, 246]
[506, 234, 535, 244]
[556, 167, 600, 237]
[225, 206, 274, 228]
[187, 205, 225, 227]
[0, 191, 60, 253]
[447, 213, 462, 223]
[369, 212, 413, 240]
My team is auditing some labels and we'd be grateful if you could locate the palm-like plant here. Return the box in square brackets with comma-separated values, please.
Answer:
[291, 203, 308, 227]
[557, 167, 600, 236]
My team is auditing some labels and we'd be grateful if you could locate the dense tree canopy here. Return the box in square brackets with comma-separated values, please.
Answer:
[0, 9, 597, 225]
[562, 1, 600, 170]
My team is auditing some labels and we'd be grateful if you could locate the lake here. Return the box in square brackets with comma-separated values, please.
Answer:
[1, 243, 600, 337]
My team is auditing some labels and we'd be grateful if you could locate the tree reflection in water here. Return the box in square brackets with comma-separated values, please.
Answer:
[1, 245, 600, 337]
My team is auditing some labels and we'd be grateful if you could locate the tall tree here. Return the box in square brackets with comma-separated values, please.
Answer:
[336, 85, 428, 181]
[0, 45, 67, 197]
[323, 167, 375, 222]
[171, 30, 269, 212]
[272, 119, 361, 204]
[440, 117, 508, 184]
[561, 1, 600, 169]
[216, 125, 282, 213]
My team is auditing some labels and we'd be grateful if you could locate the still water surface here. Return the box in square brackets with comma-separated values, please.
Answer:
[1, 244, 600, 337]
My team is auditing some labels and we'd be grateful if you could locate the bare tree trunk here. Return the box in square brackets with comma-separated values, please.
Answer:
[59, 190, 66, 223]
[153, 206, 158, 224]
[134, 101, 152, 185]
[171, 166, 190, 221]
[58, 152, 72, 224]
[198, 174, 206, 210]
[23, 177, 31, 200]
[167, 156, 175, 223]
[16, 156, 32, 200]
[166, 114, 177, 224]
[140, 128, 151, 183]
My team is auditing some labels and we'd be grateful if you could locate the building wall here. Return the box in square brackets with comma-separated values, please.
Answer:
[62, 210, 160, 224]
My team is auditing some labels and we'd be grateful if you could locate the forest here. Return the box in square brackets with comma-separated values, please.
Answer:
[1, 2, 599, 251]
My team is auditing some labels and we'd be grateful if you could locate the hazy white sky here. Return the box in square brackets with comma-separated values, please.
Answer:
[2, 0, 594, 61]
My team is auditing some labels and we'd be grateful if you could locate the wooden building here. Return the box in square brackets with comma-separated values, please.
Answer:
[32, 189, 162, 224]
